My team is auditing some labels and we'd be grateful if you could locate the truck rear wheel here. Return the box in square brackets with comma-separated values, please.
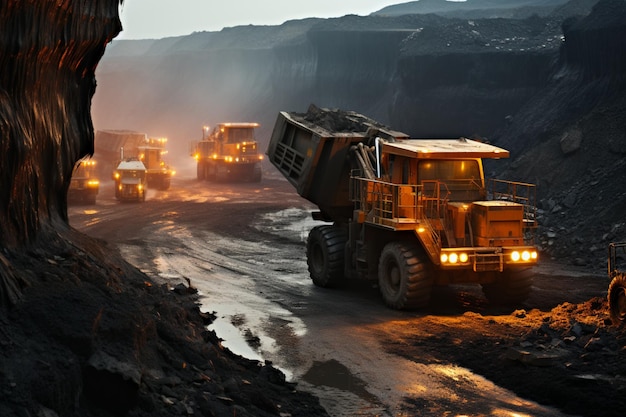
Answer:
[481, 268, 533, 305]
[608, 273, 626, 324]
[378, 242, 433, 310]
[159, 177, 171, 191]
[197, 163, 205, 181]
[306, 225, 347, 287]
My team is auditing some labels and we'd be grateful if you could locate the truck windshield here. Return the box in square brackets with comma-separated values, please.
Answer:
[122, 171, 143, 179]
[226, 128, 254, 143]
[418, 160, 480, 182]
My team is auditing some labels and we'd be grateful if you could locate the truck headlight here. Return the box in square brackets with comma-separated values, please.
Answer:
[440, 252, 469, 265]
[510, 250, 537, 262]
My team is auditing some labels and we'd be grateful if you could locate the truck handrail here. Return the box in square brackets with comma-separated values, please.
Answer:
[488, 178, 537, 233]
[609, 242, 626, 278]
[350, 172, 444, 257]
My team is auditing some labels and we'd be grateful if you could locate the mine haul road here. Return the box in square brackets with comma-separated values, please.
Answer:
[69, 171, 605, 417]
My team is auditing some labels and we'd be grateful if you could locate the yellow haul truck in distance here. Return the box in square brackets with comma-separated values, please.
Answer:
[266, 106, 538, 310]
[192, 122, 263, 182]
[138, 137, 173, 191]
[68, 158, 99, 205]
[113, 158, 147, 202]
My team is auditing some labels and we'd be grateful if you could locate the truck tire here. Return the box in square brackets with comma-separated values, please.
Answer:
[159, 177, 171, 191]
[378, 242, 433, 310]
[251, 165, 262, 183]
[197, 162, 205, 181]
[306, 225, 347, 288]
[481, 268, 533, 305]
[608, 273, 626, 324]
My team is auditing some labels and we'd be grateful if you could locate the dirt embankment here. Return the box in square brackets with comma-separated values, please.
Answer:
[0, 227, 327, 417]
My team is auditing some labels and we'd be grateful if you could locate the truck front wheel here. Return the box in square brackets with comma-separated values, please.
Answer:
[251, 164, 262, 182]
[608, 273, 626, 324]
[481, 268, 533, 305]
[306, 225, 347, 287]
[378, 242, 432, 310]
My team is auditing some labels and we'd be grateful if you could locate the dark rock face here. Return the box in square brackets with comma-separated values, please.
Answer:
[492, 0, 626, 267]
[0, 1, 121, 246]
[389, 16, 563, 136]
[94, 12, 565, 150]
[561, 0, 626, 78]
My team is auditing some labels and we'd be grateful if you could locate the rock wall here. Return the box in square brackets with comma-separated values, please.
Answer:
[492, 0, 626, 267]
[0, 1, 121, 246]
[93, 12, 565, 161]
[391, 51, 554, 137]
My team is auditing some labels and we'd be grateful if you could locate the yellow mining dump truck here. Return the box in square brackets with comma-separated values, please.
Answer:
[138, 137, 173, 190]
[68, 158, 99, 205]
[608, 242, 626, 323]
[95, 130, 173, 190]
[113, 158, 147, 202]
[266, 106, 538, 309]
[192, 122, 263, 182]
[95, 130, 148, 177]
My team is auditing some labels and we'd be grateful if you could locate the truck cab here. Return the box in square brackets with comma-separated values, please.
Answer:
[353, 138, 537, 278]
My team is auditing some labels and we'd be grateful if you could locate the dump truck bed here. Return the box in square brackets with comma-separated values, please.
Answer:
[266, 107, 407, 221]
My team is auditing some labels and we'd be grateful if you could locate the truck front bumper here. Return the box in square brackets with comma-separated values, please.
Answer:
[438, 246, 538, 272]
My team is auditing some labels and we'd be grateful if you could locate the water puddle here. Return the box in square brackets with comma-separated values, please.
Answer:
[259, 207, 318, 242]
[121, 216, 311, 385]
[302, 359, 378, 403]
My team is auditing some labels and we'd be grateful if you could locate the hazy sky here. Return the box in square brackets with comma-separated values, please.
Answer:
[116, 1, 404, 40]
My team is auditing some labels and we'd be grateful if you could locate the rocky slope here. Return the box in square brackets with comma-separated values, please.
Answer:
[93, 1, 590, 147]
[0, 228, 327, 416]
[493, 0, 626, 269]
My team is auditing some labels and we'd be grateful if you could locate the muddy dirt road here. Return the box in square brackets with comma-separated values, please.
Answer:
[69, 171, 624, 417]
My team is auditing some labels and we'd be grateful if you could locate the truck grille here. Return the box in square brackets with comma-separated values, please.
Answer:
[240, 144, 257, 155]
[473, 253, 503, 272]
